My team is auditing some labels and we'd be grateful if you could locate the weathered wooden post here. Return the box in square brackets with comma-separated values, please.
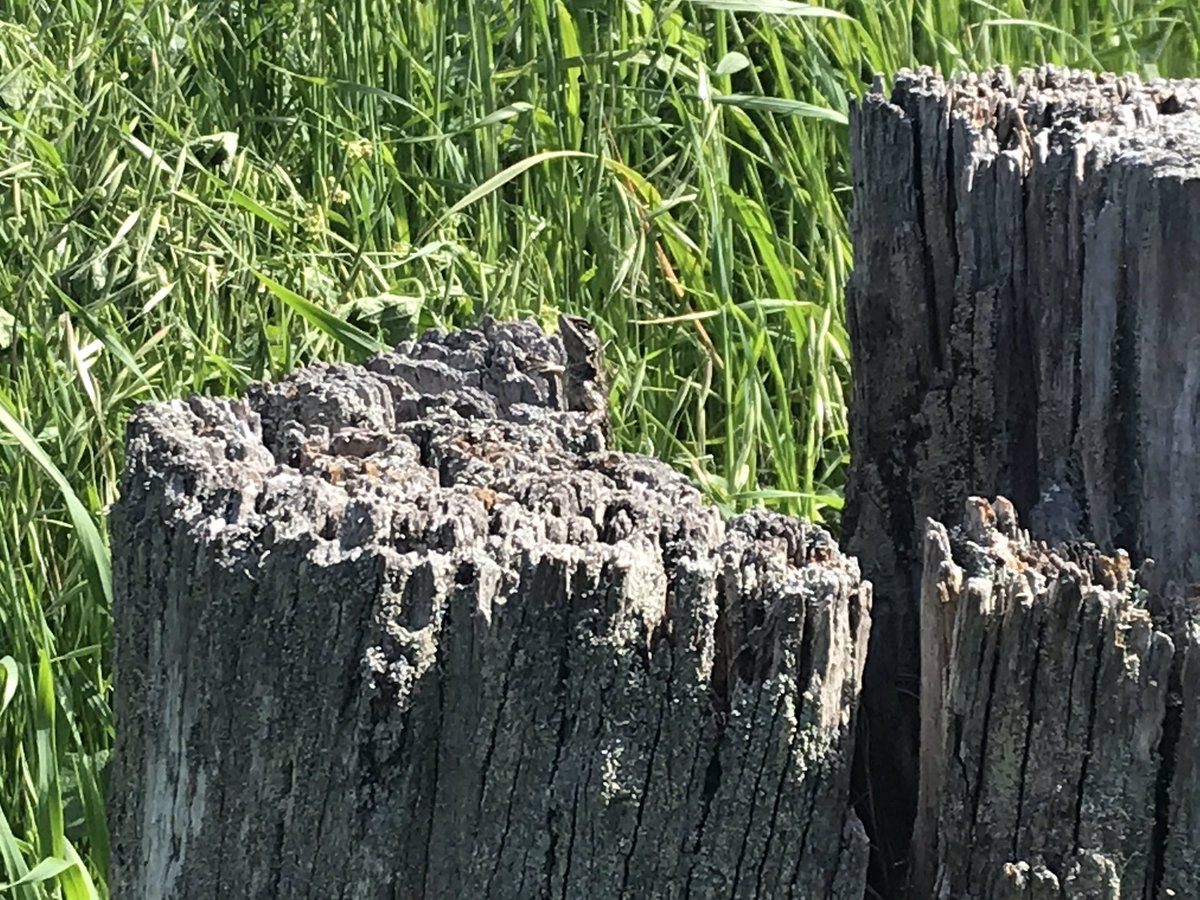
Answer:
[108, 317, 872, 898]
[919, 497, 1177, 899]
[844, 67, 1200, 896]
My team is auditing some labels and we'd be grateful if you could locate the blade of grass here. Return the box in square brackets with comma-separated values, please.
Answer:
[34, 651, 64, 861]
[0, 396, 111, 609]
[252, 271, 388, 356]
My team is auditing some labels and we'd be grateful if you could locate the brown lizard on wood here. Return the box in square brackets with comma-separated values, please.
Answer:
[558, 313, 612, 448]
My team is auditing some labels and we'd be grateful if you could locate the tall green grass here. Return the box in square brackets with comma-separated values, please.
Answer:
[0, 0, 1195, 893]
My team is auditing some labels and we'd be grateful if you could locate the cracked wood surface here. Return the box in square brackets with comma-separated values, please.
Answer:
[916, 497, 1186, 899]
[844, 65, 1200, 895]
[109, 316, 871, 899]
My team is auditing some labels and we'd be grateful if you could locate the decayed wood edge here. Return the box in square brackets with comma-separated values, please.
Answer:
[109, 316, 873, 899]
[913, 495, 1198, 899]
[844, 64, 1200, 894]
[912, 515, 962, 896]
[1163, 612, 1200, 892]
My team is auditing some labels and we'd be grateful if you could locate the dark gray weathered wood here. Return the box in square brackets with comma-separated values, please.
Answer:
[109, 316, 871, 899]
[917, 496, 1174, 899]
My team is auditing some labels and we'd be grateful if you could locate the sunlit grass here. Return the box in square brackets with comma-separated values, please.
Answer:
[1, 0, 1196, 893]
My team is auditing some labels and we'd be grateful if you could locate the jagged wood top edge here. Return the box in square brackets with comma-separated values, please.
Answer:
[934, 495, 1198, 629]
[116, 315, 858, 586]
[860, 64, 1200, 175]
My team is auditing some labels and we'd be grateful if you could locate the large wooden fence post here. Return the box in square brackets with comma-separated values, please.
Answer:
[108, 317, 871, 898]
[845, 66, 1200, 896]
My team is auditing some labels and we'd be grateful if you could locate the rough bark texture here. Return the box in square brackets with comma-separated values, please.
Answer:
[108, 317, 871, 899]
[917, 496, 1179, 899]
[1163, 609, 1200, 892]
[844, 66, 1200, 895]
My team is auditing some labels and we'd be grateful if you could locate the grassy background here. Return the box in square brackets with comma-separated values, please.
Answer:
[0, 0, 1196, 894]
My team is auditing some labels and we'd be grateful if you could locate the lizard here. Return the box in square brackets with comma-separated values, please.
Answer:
[557, 313, 612, 449]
